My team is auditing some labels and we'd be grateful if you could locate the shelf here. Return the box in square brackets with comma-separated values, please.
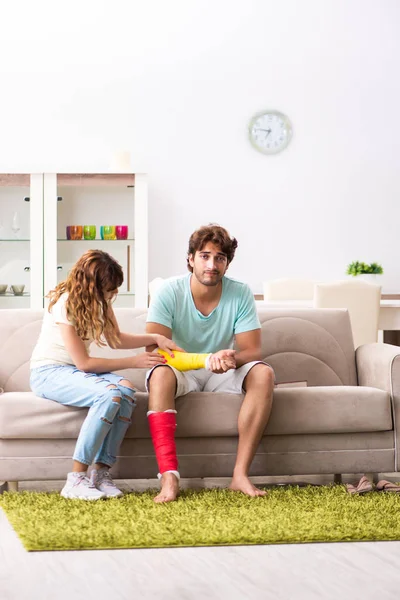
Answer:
[57, 238, 135, 242]
[0, 238, 30, 242]
[0, 292, 131, 299]
[57, 174, 135, 187]
[0, 292, 30, 298]
[0, 174, 30, 186]
[0, 173, 135, 187]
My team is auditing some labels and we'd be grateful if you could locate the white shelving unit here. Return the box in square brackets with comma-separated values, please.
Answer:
[0, 172, 148, 309]
[0, 174, 43, 309]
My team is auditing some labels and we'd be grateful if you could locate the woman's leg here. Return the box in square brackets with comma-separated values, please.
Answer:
[30, 366, 124, 469]
[93, 379, 136, 467]
[30, 365, 127, 500]
[89, 379, 137, 497]
[73, 383, 122, 466]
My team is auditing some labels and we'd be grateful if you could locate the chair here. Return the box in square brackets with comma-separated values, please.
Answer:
[263, 278, 317, 301]
[148, 277, 165, 300]
[148, 275, 185, 305]
[313, 279, 381, 349]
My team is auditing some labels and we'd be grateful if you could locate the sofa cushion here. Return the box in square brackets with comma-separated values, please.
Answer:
[0, 386, 391, 440]
[258, 309, 357, 387]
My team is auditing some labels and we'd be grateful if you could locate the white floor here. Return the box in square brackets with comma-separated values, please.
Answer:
[2, 476, 400, 600]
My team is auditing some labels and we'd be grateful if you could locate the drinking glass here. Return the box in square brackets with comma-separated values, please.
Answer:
[69, 226, 83, 240]
[83, 225, 96, 240]
[100, 226, 116, 240]
[116, 225, 128, 240]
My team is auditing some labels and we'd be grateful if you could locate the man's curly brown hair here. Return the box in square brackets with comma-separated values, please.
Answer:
[47, 250, 123, 348]
[186, 224, 238, 272]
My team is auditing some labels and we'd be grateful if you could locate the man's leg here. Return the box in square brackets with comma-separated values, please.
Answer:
[147, 365, 180, 503]
[229, 363, 274, 496]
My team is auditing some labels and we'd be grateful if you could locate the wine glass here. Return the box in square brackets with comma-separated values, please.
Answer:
[11, 212, 20, 238]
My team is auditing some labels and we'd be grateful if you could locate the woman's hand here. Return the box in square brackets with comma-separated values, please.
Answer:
[153, 334, 185, 357]
[131, 352, 168, 369]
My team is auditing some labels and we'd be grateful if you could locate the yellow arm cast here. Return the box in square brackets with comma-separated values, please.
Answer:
[157, 350, 211, 371]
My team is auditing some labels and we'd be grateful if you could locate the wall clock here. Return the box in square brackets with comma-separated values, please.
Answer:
[248, 110, 292, 154]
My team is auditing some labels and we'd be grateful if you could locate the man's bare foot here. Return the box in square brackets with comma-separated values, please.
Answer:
[154, 472, 180, 503]
[229, 474, 267, 497]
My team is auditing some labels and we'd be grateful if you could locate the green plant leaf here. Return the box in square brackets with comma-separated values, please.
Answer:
[345, 261, 383, 276]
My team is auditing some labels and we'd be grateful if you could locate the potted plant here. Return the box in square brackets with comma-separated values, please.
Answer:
[346, 261, 384, 283]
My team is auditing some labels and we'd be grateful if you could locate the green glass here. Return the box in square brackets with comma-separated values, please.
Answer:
[83, 225, 96, 240]
[100, 225, 116, 240]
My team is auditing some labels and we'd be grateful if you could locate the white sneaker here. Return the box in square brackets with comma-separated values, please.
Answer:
[91, 468, 123, 498]
[61, 472, 105, 501]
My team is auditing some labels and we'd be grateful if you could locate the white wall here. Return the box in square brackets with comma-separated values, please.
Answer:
[0, 0, 399, 292]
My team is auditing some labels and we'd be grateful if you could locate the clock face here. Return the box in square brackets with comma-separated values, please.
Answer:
[249, 110, 292, 154]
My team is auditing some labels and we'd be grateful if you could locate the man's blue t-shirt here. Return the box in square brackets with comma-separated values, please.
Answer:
[146, 274, 260, 353]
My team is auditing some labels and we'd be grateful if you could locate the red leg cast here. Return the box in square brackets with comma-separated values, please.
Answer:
[147, 411, 179, 477]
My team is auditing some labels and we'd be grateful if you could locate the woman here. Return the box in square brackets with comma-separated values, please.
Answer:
[30, 249, 182, 500]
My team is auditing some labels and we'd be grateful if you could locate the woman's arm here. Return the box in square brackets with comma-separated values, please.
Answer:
[58, 323, 167, 373]
[106, 306, 184, 354]
[145, 322, 174, 352]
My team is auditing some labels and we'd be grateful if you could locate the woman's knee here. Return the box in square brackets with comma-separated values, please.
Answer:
[117, 379, 136, 405]
[119, 379, 134, 390]
[95, 385, 122, 424]
[105, 384, 122, 401]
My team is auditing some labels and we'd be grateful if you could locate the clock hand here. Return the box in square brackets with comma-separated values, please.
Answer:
[256, 128, 272, 138]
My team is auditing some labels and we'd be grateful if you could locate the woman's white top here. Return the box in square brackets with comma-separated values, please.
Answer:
[30, 293, 93, 369]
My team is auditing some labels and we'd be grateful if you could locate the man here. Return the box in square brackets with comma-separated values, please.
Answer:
[145, 224, 274, 503]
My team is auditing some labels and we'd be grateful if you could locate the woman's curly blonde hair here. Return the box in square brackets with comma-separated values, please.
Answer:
[48, 250, 124, 348]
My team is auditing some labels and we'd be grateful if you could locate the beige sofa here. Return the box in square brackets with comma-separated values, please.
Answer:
[1, 307, 400, 492]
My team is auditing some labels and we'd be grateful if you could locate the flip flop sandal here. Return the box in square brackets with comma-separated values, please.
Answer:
[376, 480, 400, 493]
[345, 483, 358, 495]
[345, 476, 374, 495]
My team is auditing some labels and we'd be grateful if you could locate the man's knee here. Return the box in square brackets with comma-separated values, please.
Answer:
[148, 365, 177, 392]
[244, 363, 274, 393]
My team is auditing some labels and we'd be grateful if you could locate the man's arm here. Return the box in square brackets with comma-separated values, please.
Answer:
[146, 322, 173, 352]
[234, 328, 262, 368]
[208, 329, 261, 374]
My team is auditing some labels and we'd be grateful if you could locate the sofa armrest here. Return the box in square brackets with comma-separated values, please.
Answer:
[357, 343, 400, 391]
[356, 342, 400, 470]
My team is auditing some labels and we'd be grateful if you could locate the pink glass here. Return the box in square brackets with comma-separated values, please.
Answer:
[116, 225, 128, 240]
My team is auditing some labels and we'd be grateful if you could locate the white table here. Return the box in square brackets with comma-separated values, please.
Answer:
[255, 299, 400, 332]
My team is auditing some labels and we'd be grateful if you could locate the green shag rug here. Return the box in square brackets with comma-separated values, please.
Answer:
[1, 485, 400, 552]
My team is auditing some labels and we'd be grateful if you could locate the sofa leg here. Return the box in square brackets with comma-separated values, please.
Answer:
[0, 481, 18, 493]
[333, 474, 342, 484]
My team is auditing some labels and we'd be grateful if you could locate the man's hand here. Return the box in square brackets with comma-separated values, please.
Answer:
[208, 349, 236, 374]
